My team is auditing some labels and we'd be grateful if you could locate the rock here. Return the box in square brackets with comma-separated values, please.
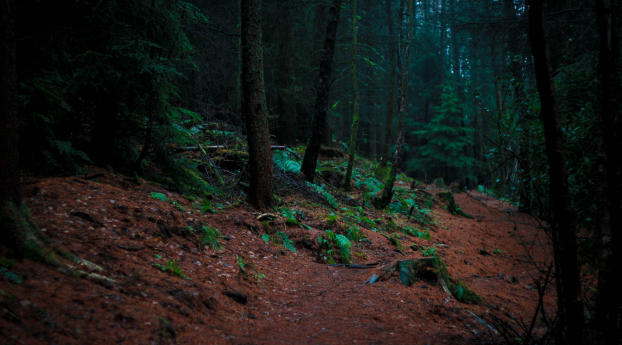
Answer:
[367, 274, 381, 284]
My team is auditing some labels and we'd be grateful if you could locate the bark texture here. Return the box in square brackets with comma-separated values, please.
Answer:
[344, 0, 360, 191]
[380, 0, 397, 168]
[0, 0, 19, 205]
[301, 0, 342, 182]
[375, 0, 412, 209]
[241, 0, 274, 209]
[595, 0, 622, 343]
[527, 1, 585, 344]
[275, 2, 296, 146]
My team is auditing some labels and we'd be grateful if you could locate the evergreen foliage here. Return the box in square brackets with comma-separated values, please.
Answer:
[16, 0, 204, 176]
[409, 81, 475, 181]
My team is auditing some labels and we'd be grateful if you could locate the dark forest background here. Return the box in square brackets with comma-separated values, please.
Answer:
[1, 0, 620, 344]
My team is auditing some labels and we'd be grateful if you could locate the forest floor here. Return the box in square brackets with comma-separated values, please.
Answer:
[0, 165, 554, 345]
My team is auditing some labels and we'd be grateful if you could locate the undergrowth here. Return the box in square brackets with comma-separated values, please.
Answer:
[317, 230, 352, 264]
[152, 255, 189, 279]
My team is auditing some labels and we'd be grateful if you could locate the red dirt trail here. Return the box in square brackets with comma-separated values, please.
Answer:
[0, 173, 554, 345]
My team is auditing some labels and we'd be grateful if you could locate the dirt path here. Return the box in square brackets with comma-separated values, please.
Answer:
[0, 175, 554, 345]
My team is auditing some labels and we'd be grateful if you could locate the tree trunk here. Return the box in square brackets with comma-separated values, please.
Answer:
[241, 0, 274, 209]
[301, 0, 342, 182]
[0, 0, 49, 260]
[380, 0, 397, 168]
[504, 0, 533, 213]
[344, 0, 360, 191]
[375, 0, 413, 209]
[595, 0, 622, 343]
[275, 2, 296, 146]
[527, 1, 585, 344]
[0, 0, 18, 206]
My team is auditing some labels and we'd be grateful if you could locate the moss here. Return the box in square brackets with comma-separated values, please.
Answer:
[374, 164, 390, 181]
[438, 191, 474, 219]
[1, 201, 59, 266]
[436, 258, 482, 304]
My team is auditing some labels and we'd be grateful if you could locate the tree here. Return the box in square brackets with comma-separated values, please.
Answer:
[274, 2, 296, 146]
[0, 0, 49, 260]
[374, 0, 413, 209]
[380, 0, 397, 170]
[502, 0, 534, 213]
[1, 0, 19, 207]
[241, 0, 274, 208]
[527, 1, 585, 344]
[594, 0, 622, 343]
[409, 81, 475, 181]
[343, 0, 361, 191]
[301, 0, 342, 182]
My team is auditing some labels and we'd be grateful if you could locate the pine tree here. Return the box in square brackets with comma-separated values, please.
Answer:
[409, 81, 475, 181]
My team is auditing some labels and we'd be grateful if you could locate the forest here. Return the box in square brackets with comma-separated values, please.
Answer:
[0, 0, 620, 344]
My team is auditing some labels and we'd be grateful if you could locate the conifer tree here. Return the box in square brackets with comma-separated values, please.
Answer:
[241, 0, 274, 208]
[374, 0, 413, 209]
[301, 0, 342, 182]
[527, 1, 584, 343]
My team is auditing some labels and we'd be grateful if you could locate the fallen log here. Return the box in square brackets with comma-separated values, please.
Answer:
[175, 145, 287, 153]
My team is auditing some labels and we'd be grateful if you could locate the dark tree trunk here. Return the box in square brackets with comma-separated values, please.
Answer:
[0, 0, 48, 260]
[275, 3, 296, 146]
[504, 0, 533, 213]
[375, 0, 413, 209]
[380, 0, 397, 168]
[344, 0, 360, 191]
[527, 1, 585, 344]
[301, 0, 342, 182]
[1, 0, 19, 205]
[241, 0, 274, 209]
[595, 0, 622, 343]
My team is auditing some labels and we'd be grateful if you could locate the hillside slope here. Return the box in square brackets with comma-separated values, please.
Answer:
[0, 169, 553, 345]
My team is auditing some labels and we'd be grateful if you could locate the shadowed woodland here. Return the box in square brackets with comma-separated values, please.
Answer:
[0, 0, 620, 344]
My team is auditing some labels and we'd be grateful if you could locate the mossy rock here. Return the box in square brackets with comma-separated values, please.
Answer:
[371, 256, 483, 304]
[372, 257, 440, 286]
[396, 258, 440, 286]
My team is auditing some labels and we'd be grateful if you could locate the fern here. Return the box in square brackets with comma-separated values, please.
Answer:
[403, 226, 431, 240]
[346, 225, 365, 242]
[306, 182, 338, 208]
[318, 230, 352, 263]
[273, 149, 301, 173]
[335, 234, 352, 263]
[201, 225, 221, 249]
[152, 259, 188, 279]
[279, 207, 300, 225]
[276, 231, 297, 252]
[151, 192, 169, 202]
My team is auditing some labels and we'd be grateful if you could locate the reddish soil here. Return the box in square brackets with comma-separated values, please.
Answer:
[0, 172, 554, 345]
